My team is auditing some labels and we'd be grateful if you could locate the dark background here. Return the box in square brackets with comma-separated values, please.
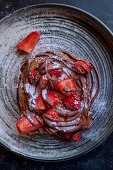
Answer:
[0, 0, 113, 169]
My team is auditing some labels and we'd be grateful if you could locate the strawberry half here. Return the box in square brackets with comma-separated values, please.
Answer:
[64, 132, 74, 139]
[53, 81, 58, 89]
[57, 78, 76, 92]
[16, 116, 42, 135]
[47, 91, 59, 106]
[46, 109, 59, 119]
[63, 96, 80, 111]
[73, 60, 92, 74]
[72, 133, 81, 142]
[28, 70, 39, 84]
[39, 75, 49, 90]
[48, 69, 62, 77]
[35, 94, 46, 111]
[17, 31, 40, 53]
[65, 91, 79, 98]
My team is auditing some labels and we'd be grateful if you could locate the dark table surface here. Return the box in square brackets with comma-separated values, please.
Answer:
[0, 0, 113, 169]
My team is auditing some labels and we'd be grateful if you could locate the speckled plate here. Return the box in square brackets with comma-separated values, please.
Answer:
[0, 4, 113, 161]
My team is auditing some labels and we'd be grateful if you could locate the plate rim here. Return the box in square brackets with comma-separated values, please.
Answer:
[0, 3, 113, 162]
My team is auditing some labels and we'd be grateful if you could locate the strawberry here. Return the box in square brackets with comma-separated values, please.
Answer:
[73, 60, 92, 74]
[47, 91, 59, 106]
[35, 94, 46, 111]
[65, 91, 79, 97]
[64, 132, 74, 139]
[28, 70, 39, 84]
[17, 31, 40, 53]
[46, 109, 59, 119]
[46, 103, 51, 109]
[72, 133, 81, 142]
[57, 78, 76, 92]
[63, 96, 80, 111]
[16, 116, 42, 135]
[39, 75, 49, 90]
[53, 81, 58, 89]
[48, 69, 62, 77]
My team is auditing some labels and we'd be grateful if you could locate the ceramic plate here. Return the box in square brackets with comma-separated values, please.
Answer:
[0, 4, 113, 161]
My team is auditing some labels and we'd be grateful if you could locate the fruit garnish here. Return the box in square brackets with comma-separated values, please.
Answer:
[45, 109, 59, 119]
[47, 91, 59, 106]
[53, 81, 58, 89]
[72, 133, 81, 141]
[16, 116, 42, 135]
[65, 91, 79, 98]
[17, 31, 40, 53]
[28, 70, 39, 84]
[48, 69, 62, 77]
[46, 103, 51, 109]
[63, 96, 80, 111]
[73, 60, 92, 74]
[57, 78, 76, 92]
[39, 75, 49, 90]
[64, 132, 74, 139]
[35, 94, 46, 111]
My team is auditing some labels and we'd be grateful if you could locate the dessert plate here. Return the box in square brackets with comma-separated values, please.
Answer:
[0, 4, 113, 161]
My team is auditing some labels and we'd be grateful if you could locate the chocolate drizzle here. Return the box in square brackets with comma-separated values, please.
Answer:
[17, 51, 100, 142]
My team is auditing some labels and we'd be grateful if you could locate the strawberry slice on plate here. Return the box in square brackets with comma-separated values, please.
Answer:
[48, 69, 63, 77]
[64, 132, 74, 139]
[73, 60, 92, 74]
[39, 75, 49, 90]
[65, 90, 79, 98]
[35, 94, 46, 111]
[46, 109, 59, 119]
[53, 81, 58, 89]
[16, 116, 42, 135]
[47, 91, 59, 106]
[63, 96, 80, 111]
[72, 133, 81, 142]
[28, 70, 39, 84]
[17, 31, 40, 53]
[57, 78, 76, 92]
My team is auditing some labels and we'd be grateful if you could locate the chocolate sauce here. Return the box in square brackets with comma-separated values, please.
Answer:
[17, 51, 100, 141]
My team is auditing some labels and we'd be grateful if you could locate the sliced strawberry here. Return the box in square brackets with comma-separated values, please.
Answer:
[48, 69, 62, 77]
[73, 63, 86, 74]
[17, 31, 40, 53]
[47, 91, 59, 106]
[46, 109, 59, 119]
[16, 116, 42, 135]
[64, 132, 74, 139]
[39, 75, 49, 90]
[63, 96, 80, 111]
[65, 91, 78, 97]
[65, 90, 82, 101]
[35, 94, 46, 111]
[46, 103, 51, 109]
[28, 70, 39, 84]
[53, 81, 58, 89]
[73, 60, 92, 74]
[57, 78, 76, 92]
[72, 133, 81, 142]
